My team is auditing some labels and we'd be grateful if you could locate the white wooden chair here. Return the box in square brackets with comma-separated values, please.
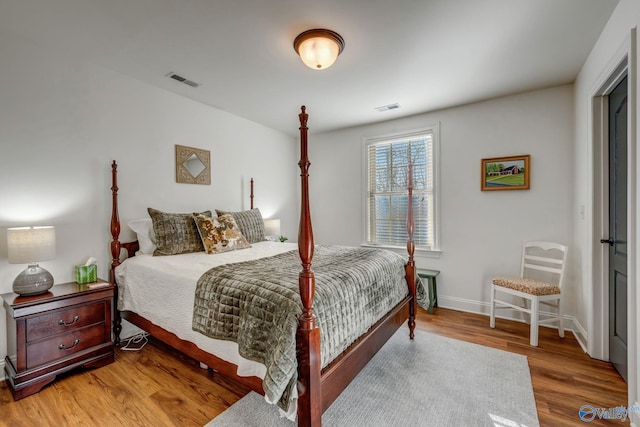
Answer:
[489, 241, 568, 346]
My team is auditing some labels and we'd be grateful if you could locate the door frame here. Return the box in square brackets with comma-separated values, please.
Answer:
[588, 28, 637, 417]
[590, 56, 627, 362]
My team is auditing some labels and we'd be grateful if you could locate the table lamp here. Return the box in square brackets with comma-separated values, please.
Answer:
[7, 226, 56, 296]
[264, 219, 281, 239]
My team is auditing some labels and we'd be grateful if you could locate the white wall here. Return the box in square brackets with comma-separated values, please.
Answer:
[573, 0, 640, 421]
[308, 85, 574, 316]
[0, 33, 297, 367]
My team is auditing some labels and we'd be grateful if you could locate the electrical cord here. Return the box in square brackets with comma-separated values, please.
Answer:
[120, 332, 149, 351]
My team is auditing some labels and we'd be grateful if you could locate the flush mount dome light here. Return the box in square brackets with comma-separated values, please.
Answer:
[293, 29, 345, 70]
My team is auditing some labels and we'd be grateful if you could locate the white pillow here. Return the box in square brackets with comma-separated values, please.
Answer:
[127, 219, 157, 254]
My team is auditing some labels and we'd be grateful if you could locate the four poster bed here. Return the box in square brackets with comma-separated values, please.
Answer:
[109, 106, 419, 426]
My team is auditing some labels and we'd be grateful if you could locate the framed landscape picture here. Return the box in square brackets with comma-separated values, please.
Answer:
[481, 154, 530, 191]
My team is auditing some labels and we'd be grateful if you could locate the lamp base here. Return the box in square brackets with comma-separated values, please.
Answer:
[13, 264, 54, 296]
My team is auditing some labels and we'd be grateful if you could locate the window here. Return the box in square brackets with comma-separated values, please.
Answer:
[364, 125, 438, 251]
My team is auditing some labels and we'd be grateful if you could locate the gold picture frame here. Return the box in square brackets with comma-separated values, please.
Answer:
[481, 154, 530, 191]
[176, 144, 211, 185]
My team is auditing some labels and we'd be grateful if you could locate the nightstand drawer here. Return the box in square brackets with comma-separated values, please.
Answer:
[26, 324, 107, 369]
[26, 302, 106, 341]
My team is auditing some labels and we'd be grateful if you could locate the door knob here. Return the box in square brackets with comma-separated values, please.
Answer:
[600, 238, 614, 246]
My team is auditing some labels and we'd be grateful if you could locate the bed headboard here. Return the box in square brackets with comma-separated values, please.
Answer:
[109, 161, 257, 284]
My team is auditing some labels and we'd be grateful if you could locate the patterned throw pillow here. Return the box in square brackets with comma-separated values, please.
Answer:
[193, 213, 251, 254]
[215, 208, 266, 244]
[148, 208, 211, 256]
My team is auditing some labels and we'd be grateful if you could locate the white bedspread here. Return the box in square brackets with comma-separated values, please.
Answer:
[115, 241, 298, 379]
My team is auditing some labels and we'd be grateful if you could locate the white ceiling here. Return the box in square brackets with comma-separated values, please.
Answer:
[1, 0, 619, 136]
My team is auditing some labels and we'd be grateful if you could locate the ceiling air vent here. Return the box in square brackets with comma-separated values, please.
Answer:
[374, 103, 400, 112]
[166, 72, 200, 88]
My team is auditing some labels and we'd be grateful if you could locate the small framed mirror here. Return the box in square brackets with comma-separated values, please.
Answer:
[176, 144, 211, 185]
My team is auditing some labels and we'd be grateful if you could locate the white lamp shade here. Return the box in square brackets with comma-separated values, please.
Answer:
[298, 37, 341, 69]
[7, 226, 56, 264]
[294, 29, 345, 70]
[264, 219, 281, 237]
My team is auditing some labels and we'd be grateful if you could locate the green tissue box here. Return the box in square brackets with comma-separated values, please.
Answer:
[75, 264, 97, 284]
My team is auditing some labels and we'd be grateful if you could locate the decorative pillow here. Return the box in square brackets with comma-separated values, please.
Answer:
[193, 213, 251, 254]
[127, 219, 156, 254]
[215, 208, 266, 244]
[147, 208, 211, 256]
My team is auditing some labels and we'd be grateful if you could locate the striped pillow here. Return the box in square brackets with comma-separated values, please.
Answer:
[215, 208, 266, 244]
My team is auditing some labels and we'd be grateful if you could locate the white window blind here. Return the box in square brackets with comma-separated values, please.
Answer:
[365, 130, 435, 250]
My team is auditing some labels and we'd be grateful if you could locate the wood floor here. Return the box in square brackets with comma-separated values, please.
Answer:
[0, 307, 628, 426]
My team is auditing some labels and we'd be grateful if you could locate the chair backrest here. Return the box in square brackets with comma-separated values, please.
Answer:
[520, 241, 568, 290]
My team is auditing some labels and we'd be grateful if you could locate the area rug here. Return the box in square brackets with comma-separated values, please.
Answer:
[205, 328, 539, 426]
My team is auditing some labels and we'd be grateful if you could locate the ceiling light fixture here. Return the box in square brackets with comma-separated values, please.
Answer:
[293, 29, 345, 70]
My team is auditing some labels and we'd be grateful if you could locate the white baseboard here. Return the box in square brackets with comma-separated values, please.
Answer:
[0, 359, 5, 381]
[437, 295, 491, 315]
[570, 317, 589, 353]
[437, 296, 584, 348]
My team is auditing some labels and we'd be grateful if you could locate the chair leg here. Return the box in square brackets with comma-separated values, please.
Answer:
[489, 285, 496, 328]
[523, 298, 531, 324]
[530, 298, 539, 346]
[557, 298, 564, 338]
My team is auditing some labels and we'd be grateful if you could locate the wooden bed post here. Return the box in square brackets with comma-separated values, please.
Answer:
[405, 164, 417, 339]
[110, 161, 121, 283]
[296, 106, 322, 427]
[250, 178, 254, 209]
[110, 160, 123, 344]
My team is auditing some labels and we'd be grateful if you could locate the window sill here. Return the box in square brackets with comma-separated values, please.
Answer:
[360, 243, 442, 259]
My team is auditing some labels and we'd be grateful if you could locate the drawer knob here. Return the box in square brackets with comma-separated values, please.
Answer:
[59, 339, 80, 351]
[59, 315, 80, 326]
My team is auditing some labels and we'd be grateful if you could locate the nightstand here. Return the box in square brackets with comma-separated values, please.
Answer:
[2, 280, 115, 400]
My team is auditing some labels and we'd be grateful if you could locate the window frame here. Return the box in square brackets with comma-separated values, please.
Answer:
[361, 124, 441, 254]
